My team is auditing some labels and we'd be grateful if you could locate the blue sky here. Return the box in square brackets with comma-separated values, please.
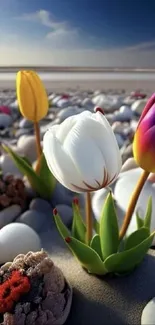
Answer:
[1, 0, 155, 66]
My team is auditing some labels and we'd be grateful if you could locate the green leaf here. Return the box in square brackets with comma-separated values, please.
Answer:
[39, 153, 56, 195]
[90, 234, 102, 259]
[22, 156, 32, 166]
[93, 219, 100, 234]
[144, 197, 152, 230]
[71, 201, 86, 243]
[53, 211, 71, 239]
[104, 232, 155, 274]
[100, 192, 119, 260]
[66, 236, 108, 275]
[2, 145, 52, 200]
[136, 210, 144, 229]
[124, 227, 150, 251]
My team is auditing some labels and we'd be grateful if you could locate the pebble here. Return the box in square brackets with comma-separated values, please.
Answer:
[141, 298, 155, 325]
[29, 198, 52, 215]
[131, 99, 147, 115]
[0, 205, 22, 228]
[19, 118, 33, 128]
[17, 135, 38, 163]
[16, 209, 51, 232]
[55, 204, 73, 226]
[121, 157, 138, 173]
[0, 223, 41, 263]
[0, 113, 12, 128]
[0, 154, 23, 177]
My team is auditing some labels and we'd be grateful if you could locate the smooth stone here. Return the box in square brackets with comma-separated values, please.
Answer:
[51, 182, 85, 208]
[40, 118, 61, 136]
[141, 298, 155, 325]
[114, 168, 155, 243]
[131, 99, 147, 115]
[9, 99, 18, 108]
[16, 209, 51, 232]
[48, 93, 56, 101]
[121, 143, 133, 163]
[0, 113, 12, 128]
[19, 118, 33, 128]
[15, 128, 32, 138]
[0, 154, 22, 176]
[114, 110, 133, 122]
[17, 135, 37, 163]
[81, 98, 94, 110]
[0, 205, 21, 228]
[0, 223, 41, 263]
[52, 95, 62, 106]
[121, 157, 138, 172]
[0, 105, 11, 115]
[130, 119, 139, 132]
[57, 98, 71, 108]
[55, 204, 73, 226]
[114, 133, 124, 148]
[112, 121, 128, 134]
[29, 198, 52, 216]
[57, 107, 84, 122]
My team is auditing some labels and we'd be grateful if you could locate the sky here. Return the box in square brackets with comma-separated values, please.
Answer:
[0, 0, 155, 67]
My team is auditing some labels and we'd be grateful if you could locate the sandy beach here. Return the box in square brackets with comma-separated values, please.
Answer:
[0, 78, 155, 93]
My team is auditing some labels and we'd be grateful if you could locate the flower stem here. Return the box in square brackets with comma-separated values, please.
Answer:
[119, 170, 149, 240]
[34, 122, 42, 173]
[85, 192, 93, 245]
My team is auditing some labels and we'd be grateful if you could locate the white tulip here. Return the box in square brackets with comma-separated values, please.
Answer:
[43, 108, 122, 193]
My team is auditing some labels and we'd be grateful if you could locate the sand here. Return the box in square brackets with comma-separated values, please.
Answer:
[0, 78, 155, 93]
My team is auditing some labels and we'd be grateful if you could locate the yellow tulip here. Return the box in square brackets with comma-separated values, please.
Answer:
[16, 70, 48, 122]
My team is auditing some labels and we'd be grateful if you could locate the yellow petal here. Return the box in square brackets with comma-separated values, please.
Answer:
[16, 70, 48, 122]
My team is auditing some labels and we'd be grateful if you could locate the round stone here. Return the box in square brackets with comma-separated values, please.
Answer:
[29, 198, 52, 215]
[0, 223, 41, 263]
[16, 209, 51, 232]
[0, 204, 22, 228]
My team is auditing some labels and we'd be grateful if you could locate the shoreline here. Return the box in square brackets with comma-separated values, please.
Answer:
[0, 78, 154, 93]
[1, 67, 155, 73]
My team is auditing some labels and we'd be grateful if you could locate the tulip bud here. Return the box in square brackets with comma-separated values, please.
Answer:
[16, 70, 48, 122]
[133, 93, 155, 172]
[43, 109, 122, 193]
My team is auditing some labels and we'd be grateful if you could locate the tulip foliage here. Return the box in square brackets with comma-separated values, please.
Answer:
[2, 145, 56, 200]
[54, 193, 154, 276]
[1, 70, 56, 200]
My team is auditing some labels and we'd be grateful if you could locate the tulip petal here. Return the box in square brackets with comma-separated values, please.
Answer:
[27, 71, 48, 121]
[133, 126, 155, 172]
[43, 130, 88, 192]
[95, 112, 122, 178]
[137, 93, 155, 128]
[16, 72, 35, 121]
[63, 119, 106, 188]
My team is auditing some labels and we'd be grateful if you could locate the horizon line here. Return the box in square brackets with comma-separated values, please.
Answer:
[1, 66, 155, 73]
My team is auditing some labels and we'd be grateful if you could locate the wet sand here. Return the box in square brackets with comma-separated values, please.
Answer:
[0, 78, 154, 93]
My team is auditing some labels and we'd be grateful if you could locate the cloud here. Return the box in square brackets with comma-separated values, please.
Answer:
[126, 41, 155, 52]
[15, 10, 84, 49]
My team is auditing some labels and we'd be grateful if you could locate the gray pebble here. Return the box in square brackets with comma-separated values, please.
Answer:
[0, 205, 22, 228]
[15, 128, 32, 138]
[29, 198, 52, 216]
[16, 210, 51, 233]
[55, 204, 73, 226]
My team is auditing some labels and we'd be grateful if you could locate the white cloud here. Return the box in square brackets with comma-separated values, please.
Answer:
[15, 10, 84, 49]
